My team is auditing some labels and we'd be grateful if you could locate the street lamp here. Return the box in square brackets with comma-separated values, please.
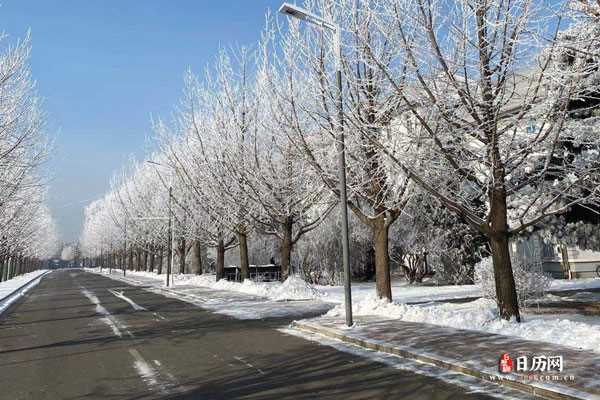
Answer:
[146, 160, 176, 288]
[279, 2, 353, 327]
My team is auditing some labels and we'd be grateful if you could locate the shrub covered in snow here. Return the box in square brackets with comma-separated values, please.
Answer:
[294, 211, 373, 285]
[475, 256, 552, 306]
[391, 195, 488, 285]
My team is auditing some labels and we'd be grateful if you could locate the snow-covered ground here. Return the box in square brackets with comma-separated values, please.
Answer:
[0, 270, 49, 315]
[318, 276, 600, 305]
[85, 267, 600, 305]
[317, 280, 481, 304]
[326, 292, 600, 354]
[548, 277, 600, 292]
[174, 273, 323, 301]
[85, 268, 332, 319]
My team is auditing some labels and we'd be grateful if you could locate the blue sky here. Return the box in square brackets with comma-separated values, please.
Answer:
[1, 0, 284, 242]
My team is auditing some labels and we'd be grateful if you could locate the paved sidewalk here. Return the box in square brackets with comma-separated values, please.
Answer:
[293, 316, 599, 400]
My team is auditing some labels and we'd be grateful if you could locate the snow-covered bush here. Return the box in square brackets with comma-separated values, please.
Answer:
[475, 256, 552, 306]
[391, 195, 488, 285]
[433, 250, 479, 285]
[293, 210, 374, 285]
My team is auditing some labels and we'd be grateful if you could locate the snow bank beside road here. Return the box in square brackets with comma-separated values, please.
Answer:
[0, 270, 49, 315]
[326, 294, 600, 353]
[174, 274, 323, 301]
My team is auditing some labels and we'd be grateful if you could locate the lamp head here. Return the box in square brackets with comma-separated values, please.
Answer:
[278, 3, 309, 20]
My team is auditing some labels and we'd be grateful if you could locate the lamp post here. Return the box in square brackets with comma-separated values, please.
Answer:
[279, 2, 353, 327]
[123, 219, 127, 277]
[146, 160, 176, 287]
[166, 186, 173, 287]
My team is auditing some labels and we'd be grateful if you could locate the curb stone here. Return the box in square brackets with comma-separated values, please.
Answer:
[292, 320, 599, 400]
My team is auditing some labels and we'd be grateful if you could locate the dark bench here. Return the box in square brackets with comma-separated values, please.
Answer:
[224, 264, 281, 282]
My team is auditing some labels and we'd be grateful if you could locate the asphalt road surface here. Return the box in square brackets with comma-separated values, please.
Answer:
[0, 270, 501, 400]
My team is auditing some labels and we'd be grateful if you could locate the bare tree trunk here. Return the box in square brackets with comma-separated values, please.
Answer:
[143, 249, 149, 272]
[216, 237, 225, 281]
[365, 246, 376, 281]
[489, 187, 521, 321]
[0, 255, 5, 282]
[128, 248, 133, 271]
[190, 240, 203, 275]
[201, 244, 207, 273]
[7, 256, 13, 279]
[15, 256, 21, 276]
[238, 232, 249, 281]
[280, 218, 293, 281]
[149, 247, 155, 273]
[3, 256, 11, 281]
[135, 250, 141, 272]
[157, 247, 163, 275]
[373, 217, 392, 301]
[178, 237, 186, 274]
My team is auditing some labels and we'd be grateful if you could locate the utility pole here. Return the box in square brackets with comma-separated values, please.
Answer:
[123, 220, 127, 277]
[166, 186, 173, 287]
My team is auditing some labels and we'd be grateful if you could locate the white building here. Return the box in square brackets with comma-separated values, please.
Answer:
[512, 237, 600, 279]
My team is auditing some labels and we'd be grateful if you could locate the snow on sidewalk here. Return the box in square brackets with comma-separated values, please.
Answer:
[0, 270, 50, 314]
[326, 293, 600, 354]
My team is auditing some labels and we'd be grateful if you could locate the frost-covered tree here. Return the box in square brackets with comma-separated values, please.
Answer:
[273, 1, 413, 300]
[0, 33, 59, 280]
[361, 0, 600, 320]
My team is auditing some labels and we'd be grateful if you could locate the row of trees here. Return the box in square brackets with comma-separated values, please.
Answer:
[80, 0, 600, 321]
[0, 32, 59, 281]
